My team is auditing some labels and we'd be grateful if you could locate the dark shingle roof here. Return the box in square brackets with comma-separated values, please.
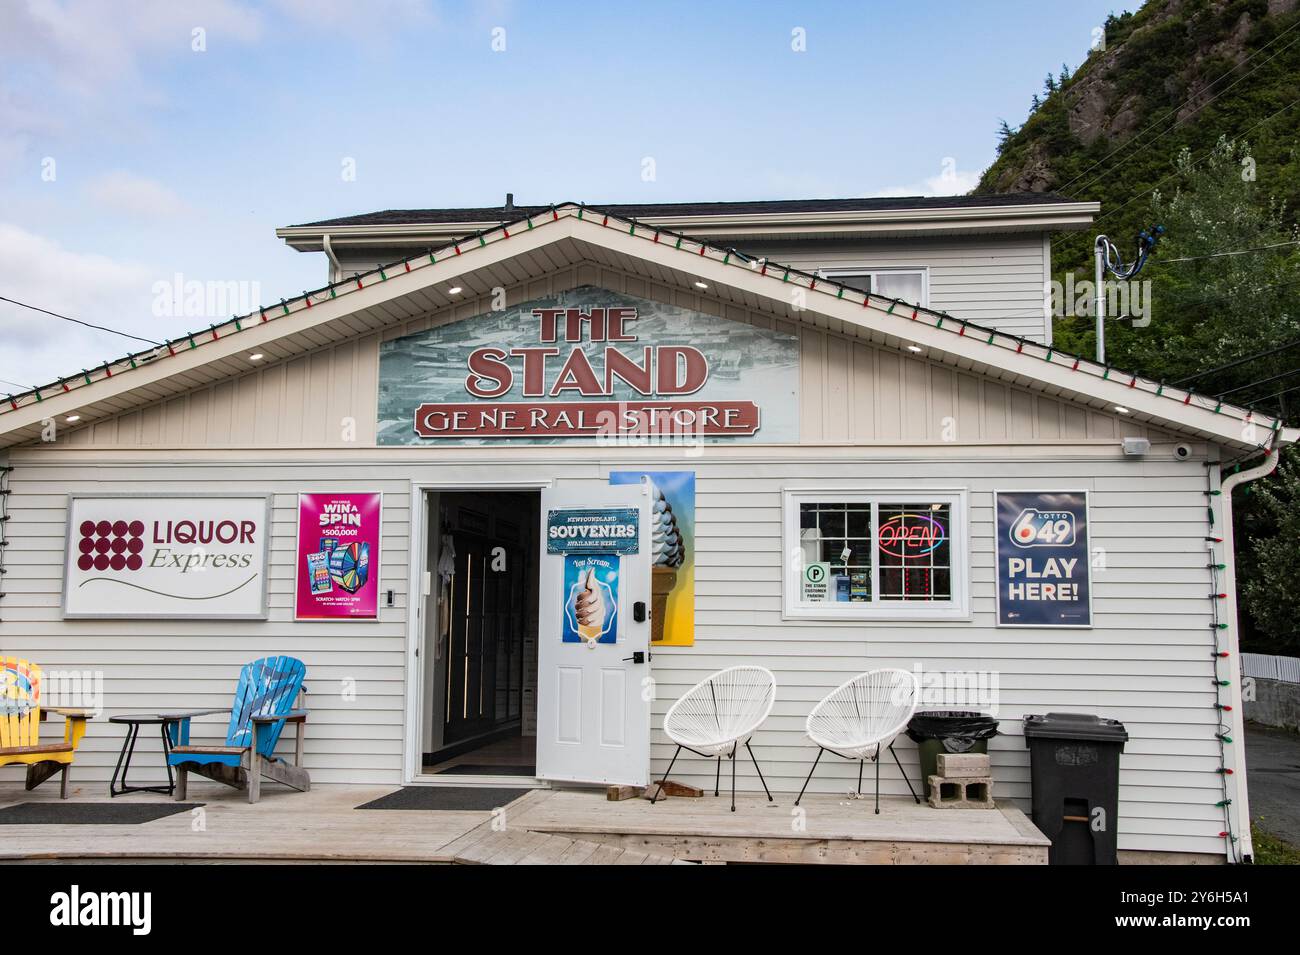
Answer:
[290, 193, 1077, 229]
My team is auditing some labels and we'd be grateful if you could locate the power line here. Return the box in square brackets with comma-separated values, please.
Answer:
[1174, 336, 1300, 385]
[0, 376, 34, 391]
[1251, 381, 1300, 406]
[1053, 16, 1300, 198]
[0, 295, 161, 346]
[1216, 366, 1300, 398]
[1160, 239, 1300, 264]
[1052, 94, 1300, 253]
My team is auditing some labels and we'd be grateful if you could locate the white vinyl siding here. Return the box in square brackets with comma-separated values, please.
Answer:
[0, 446, 1229, 856]
[744, 235, 1052, 343]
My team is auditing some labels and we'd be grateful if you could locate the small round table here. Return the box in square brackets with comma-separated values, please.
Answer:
[108, 714, 177, 797]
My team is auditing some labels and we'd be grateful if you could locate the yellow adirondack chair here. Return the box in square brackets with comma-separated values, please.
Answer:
[1, 657, 90, 798]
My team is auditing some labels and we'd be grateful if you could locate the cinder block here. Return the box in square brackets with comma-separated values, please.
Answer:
[927, 774, 995, 809]
[936, 753, 991, 778]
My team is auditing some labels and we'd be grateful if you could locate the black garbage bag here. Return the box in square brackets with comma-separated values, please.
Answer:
[906, 710, 999, 750]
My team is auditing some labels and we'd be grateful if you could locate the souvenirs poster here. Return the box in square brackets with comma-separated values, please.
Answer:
[295, 493, 381, 620]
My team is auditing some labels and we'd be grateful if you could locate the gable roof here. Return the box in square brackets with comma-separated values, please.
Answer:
[1, 202, 1292, 452]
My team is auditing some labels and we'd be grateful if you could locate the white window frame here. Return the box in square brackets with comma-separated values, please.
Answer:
[818, 267, 930, 307]
[782, 487, 969, 621]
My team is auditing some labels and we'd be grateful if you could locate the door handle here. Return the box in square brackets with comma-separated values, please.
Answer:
[622, 651, 648, 664]
[633, 601, 647, 623]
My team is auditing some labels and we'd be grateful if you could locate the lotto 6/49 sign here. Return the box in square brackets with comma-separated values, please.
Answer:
[995, 491, 1092, 627]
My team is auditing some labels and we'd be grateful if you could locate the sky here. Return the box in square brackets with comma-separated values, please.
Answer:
[0, 0, 1141, 391]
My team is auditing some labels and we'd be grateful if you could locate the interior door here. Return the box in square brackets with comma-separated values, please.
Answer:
[536, 481, 652, 786]
[443, 530, 525, 745]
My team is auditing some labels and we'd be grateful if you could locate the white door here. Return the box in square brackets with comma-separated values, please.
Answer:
[536, 481, 652, 786]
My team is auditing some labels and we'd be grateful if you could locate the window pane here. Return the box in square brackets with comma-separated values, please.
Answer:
[798, 501, 872, 604]
[874, 271, 924, 305]
[834, 274, 872, 294]
[877, 503, 951, 601]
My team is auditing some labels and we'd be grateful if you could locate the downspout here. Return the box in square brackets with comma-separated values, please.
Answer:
[322, 233, 342, 284]
[1215, 444, 1281, 863]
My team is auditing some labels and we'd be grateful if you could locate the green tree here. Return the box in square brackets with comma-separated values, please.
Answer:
[1239, 445, 1300, 653]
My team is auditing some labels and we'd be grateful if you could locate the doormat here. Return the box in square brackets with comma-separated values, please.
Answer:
[0, 802, 203, 825]
[433, 764, 536, 776]
[356, 787, 530, 811]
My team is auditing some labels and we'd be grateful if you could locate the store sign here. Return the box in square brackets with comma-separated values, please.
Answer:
[611, 471, 695, 647]
[62, 495, 270, 619]
[377, 286, 799, 445]
[877, 513, 946, 558]
[295, 493, 382, 620]
[547, 507, 640, 555]
[995, 490, 1092, 627]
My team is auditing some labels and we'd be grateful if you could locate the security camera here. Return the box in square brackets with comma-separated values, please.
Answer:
[1174, 444, 1193, 460]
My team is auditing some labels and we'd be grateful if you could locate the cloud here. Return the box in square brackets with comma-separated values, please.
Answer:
[0, 222, 158, 388]
[872, 166, 984, 198]
[86, 171, 193, 220]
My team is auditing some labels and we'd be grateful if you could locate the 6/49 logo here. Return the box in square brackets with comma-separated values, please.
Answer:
[1010, 509, 1075, 548]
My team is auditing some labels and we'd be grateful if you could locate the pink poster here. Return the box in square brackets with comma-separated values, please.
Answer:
[295, 493, 382, 619]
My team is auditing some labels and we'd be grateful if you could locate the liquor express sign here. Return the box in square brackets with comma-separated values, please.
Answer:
[62, 495, 271, 619]
[994, 490, 1092, 627]
[377, 286, 799, 445]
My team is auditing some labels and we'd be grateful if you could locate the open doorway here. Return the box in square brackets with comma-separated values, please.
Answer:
[419, 489, 540, 777]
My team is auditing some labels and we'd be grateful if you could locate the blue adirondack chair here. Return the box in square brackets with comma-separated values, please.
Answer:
[164, 656, 309, 803]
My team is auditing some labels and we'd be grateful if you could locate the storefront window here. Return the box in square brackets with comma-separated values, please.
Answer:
[785, 491, 967, 620]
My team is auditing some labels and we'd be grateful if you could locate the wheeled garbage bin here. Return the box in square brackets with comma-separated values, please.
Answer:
[1023, 712, 1128, 865]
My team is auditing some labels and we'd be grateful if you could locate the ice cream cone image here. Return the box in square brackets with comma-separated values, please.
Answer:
[646, 477, 685, 644]
[575, 567, 605, 642]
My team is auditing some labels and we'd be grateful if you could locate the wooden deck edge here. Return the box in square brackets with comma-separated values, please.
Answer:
[528, 828, 1049, 865]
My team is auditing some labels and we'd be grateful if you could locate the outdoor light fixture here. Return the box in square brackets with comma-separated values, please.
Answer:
[1114, 405, 1130, 414]
[1122, 437, 1151, 457]
[448, 286, 463, 295]
[248, 353, 264, 362]
[694, 281, 708, 289]
[65, 414, 80, 422]
[907, 345, 924, 353]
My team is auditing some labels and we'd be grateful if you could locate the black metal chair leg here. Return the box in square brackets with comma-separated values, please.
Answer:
[857, 758, 864, 797]
[730, 742, 737, 812]
[889, 742, 921, 804]
[745, 740, 773, 802]
[651, 744, 681, 805]
[874, 746, 881, 815]
[715, 755, 721, 797]
[794, 747, 824, 806]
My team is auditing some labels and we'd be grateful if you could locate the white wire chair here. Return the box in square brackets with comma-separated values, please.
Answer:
[653, 665, 777, 812]
[794, 668, 922, 814]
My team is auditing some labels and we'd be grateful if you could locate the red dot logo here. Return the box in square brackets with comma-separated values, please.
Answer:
[78, 516, 144, 574]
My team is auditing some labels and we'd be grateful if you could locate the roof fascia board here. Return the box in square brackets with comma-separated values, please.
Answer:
[275, 201, 1100, 250]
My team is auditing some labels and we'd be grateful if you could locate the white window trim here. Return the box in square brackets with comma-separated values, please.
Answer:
[781, 487, 970, 621]
[818, 267, 930, 308]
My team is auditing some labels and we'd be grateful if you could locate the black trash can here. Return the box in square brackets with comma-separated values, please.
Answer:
[906, 711, 1000, 799]
[1023, 712, 1128, 865]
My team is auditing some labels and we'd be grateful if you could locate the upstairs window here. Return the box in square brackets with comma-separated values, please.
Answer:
[820, 268, 928, 308]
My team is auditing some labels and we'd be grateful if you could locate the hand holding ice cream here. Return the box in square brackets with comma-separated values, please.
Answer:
[575, 567, 606, 641]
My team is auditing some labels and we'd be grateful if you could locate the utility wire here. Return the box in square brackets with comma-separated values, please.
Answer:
[1052, 95, 1300, 252]
[1174, 336, 1300, 385]
[1160, 239, 1300, 264]
[1251, 381, 1300, 406]
[0, 295, 161, 347]
[1053, 16, 1300, 198]
[1215, 366, 1300, 398]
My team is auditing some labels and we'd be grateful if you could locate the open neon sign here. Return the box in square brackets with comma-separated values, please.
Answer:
[877, 513, 946, 558]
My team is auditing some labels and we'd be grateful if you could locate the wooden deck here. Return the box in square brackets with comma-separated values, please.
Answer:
[0, 782, 1047, 864]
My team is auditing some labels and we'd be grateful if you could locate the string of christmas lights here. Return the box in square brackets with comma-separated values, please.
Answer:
[0, 203, 1288, 440]
[1205, 460, 1241, 863]
[0, 465, 10, 623]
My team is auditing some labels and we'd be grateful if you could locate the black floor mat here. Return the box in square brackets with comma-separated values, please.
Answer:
[0, 802, 203, 825]
[432, 763, 536, 776]
[356, 787, 529, 811]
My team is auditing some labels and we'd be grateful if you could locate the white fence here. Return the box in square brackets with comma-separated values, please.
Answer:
[1241, 653, 1300, 684]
